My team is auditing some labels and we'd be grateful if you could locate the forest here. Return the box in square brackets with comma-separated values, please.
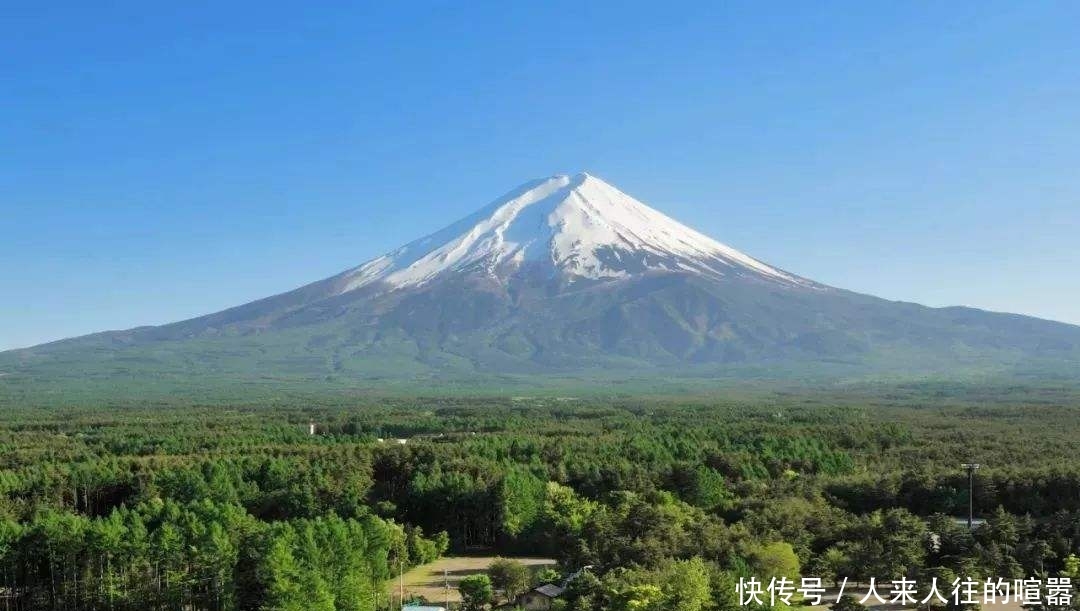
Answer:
[1, 387, 1079, 611]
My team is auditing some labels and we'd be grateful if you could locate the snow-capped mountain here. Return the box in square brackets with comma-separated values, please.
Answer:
[4, 172, 1080, 391]
[335, 173, 806, 293]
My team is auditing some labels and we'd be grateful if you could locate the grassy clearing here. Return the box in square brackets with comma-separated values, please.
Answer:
[390, 555, 556, 605]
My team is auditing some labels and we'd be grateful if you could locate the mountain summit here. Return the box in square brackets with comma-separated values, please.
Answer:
[335, 173, 806, 294]
[4, 173, 1080, 391]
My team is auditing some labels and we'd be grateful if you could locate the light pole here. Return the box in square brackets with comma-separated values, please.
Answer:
[961, 463, 980, 529]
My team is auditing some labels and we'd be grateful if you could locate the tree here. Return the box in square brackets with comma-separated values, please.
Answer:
[659, 558, 712, 611]
[708, 567, 741, 611]
[258, 526, 307, 611]
[668, 464, 734, 512]
[1064, 554, 1080, 579]
[831, 594, 868, 611]
[840, 509, 927, 581]
[536, 567, 562, 585]
[814, 547, 851, 588]
[498, 468, 547, 541]
[612, 584, 665, 611]
[489, 557, 531, 602]
[747, 541, 801, 583]
[460, 574, 494, 611]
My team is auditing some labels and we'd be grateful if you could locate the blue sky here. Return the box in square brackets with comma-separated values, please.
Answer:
[3, 1, 1079, 350]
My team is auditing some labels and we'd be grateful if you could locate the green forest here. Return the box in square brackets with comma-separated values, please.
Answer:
[1, 387, 1079, 611]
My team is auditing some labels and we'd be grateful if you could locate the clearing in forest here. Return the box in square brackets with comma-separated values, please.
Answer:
[390, 555, 556, 605]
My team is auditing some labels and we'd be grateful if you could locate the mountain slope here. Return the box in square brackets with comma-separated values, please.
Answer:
[3, 172, 1080, 391]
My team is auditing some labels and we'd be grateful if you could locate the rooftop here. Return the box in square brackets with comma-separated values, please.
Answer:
[532, 583, 566, 598]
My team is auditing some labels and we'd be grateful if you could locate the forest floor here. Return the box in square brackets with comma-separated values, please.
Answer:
[391, 555, 556, 605]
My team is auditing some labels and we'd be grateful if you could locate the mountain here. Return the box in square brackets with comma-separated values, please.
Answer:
[4, 172, 1080, 393]
[335, 173, 811, 291]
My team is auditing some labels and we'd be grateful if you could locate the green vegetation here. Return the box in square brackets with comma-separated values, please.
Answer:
[0, 392, 1078, 610]
[458, 574, 494, 611]
[487, 558, 530, 602]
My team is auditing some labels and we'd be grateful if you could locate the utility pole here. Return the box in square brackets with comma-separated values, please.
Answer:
[444, 568, 450, 610]
[961, 462, 980, 529]
[399, 560, 404, 610]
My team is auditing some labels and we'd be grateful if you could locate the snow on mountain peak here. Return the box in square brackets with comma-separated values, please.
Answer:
[337, 172, 804, 294]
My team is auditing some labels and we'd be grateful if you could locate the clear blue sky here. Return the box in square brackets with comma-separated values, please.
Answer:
[3, 1, 1079, 350]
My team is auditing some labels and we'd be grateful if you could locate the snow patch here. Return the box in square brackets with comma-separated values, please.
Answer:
[338, 172, 808, 294]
